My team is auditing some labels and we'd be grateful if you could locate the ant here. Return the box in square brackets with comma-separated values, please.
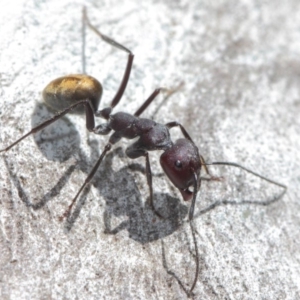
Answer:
[0, 7, 287, 297]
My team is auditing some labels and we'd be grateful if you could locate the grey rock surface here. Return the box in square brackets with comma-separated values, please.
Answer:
[0, 0, 299, 299]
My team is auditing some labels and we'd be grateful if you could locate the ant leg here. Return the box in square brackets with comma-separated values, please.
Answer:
[151, 82, 184, 119]
[188, 219, 199, 296]
[134, 88, 163, 117]
[83, 7, 134, 112]
[125, 144, 162, 217]
[186, 170, 200, 294]
[144, 152, 165, 218]
[165, 121, 193, 142]
[144, 152, 155, 212]
[0, 99, 96, 153]
[200, 155, 210, 176]
[134, 82, 184, 117]
[60, 131, 123, 220]
[199, 155, 223, 182]
[161, 218, 200, 297]
[189, 170, 200, 221]
[60, 143, 112, 220]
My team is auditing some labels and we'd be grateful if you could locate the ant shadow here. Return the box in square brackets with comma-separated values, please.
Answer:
[4, 102, 189, 243]
[3, 101, 285, 297]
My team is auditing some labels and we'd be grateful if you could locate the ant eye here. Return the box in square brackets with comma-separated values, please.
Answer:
[175, 160, 182, 168]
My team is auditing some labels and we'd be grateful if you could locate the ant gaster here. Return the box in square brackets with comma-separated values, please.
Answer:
[0, 7, 287, 296]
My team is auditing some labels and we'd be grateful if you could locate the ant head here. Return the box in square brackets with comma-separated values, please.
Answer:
[160, 138, 201, 201]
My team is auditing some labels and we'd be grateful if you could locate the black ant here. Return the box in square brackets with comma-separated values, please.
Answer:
[0, 7, 287, 297]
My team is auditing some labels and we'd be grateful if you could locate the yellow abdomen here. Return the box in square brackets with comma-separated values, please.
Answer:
[42, 74, 102, 114]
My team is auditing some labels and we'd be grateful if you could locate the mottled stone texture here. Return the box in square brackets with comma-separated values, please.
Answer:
[0, 0, 299, 299]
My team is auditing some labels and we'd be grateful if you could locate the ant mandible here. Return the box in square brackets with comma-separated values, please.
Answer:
[0, 7, 287, 296]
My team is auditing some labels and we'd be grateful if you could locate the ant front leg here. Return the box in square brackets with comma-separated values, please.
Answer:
[161, 122, 213, 220]
[199, 155, 224, 183]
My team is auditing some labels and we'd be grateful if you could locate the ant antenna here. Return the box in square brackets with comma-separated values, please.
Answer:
[206, 161, 287, 192]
